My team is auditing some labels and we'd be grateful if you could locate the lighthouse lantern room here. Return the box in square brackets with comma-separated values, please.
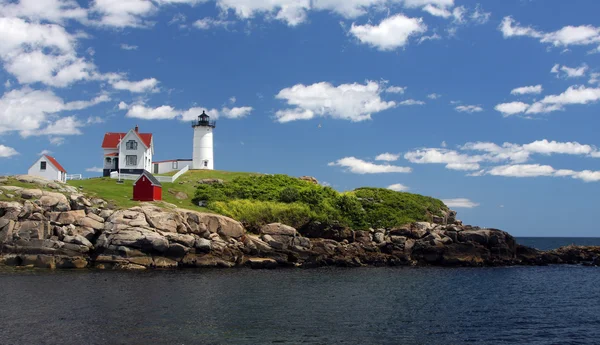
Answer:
[192, 110, 216, 170]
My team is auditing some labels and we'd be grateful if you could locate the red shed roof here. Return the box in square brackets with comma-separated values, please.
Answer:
[44, 155, 66, 173]
[102, 131, 152, 148]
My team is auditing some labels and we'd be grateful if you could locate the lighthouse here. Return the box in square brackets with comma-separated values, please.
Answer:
[192, 111, 215, 170]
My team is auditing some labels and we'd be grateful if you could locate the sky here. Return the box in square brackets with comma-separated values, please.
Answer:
[1, 0, 600, 237]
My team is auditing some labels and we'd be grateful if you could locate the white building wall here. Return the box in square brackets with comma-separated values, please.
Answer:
[28, 156, 62, 182]
[192, 126, 214, 170]
[118, 131, 152, 172]
[153, 160, 192, 174]
[103, 148, 119, 170]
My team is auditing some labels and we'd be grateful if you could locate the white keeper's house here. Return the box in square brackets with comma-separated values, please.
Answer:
[101, 126, 154, 177]
[28, 155, 67, 183]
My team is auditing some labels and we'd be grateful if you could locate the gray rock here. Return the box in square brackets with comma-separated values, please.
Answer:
[373, 232, 385, 244]
[63, 235, 93, 248]
[20, 189, 43, 199]
[260, 223, 297, 237]
[194, 237, 212, 253]
[77, 216, 104, 230]
[85, 212, 104, 223]
[50, 210, 86, 225]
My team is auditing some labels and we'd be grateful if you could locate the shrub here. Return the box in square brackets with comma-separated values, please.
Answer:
[192, 174, 448, 231]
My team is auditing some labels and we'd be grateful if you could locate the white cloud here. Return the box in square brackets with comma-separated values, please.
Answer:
[442, 198, 479, 208]
[499, 16, 600, 50]
[122, 102, 253, 121]
[86, 116, 105, 124]
[38, 149, 52, 156]
[375, 152, 400, 161]
[455, 105, 483, 113]
[49, 137, 65, 146]
[422, 4, 450, 18]
[551, 63, 588, 78]
[488, 164, 557, 178]
[385, 86, 406, 94]
[0, 145, 19, 158]
[193, 17, 233, 29]
[22, 116, 84, 137]
[470, 4, 490, 24]
[427, 93, 441, 99]
[91, 0, 157, 28]
[349, 14, 427, 51]
[216, 0, 310, 26]
[3, 80, 11, 88]
[440, 140, 447, 148]
[0, 87, 108, 136]
[328, 156, 412, 174]
[387, 183, 409, 191]
[418, 33, 441, 44]
[404, 148, 482, 171]
[510, 85, 542, 95]
[275, 80, 395, 123]
[109, 77, 159, 93]
[121, 44, 139, 50]
[85, 166, 104, 173]
[0, 0, 88, 24]
[0, 17, 97, 87]
[399, 99, 425, 106]
[495, 86, 600, 116]
[494, 101, 530, 116]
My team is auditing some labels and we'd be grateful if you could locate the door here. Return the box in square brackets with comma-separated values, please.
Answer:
[154, 164, 159, 174]
[114, 158, 119, 171]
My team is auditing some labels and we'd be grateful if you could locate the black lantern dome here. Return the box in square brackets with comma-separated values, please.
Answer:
[192, 110, 216, 128]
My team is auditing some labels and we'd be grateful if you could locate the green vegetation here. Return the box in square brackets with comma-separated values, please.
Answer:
[67, 170, 259, 210]
[193, 174, 448, 232]
[59, 170, 448, 231]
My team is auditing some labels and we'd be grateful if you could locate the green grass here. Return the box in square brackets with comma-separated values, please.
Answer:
[66, 170, 260, 211]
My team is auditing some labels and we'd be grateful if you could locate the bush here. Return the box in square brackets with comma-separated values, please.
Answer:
[192, 174, 448, 231]
[209, 199, 315, 232]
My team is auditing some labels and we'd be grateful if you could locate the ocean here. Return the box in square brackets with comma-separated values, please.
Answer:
[0, 238, 599, 345]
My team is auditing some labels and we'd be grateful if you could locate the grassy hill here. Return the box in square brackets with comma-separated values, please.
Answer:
[67, 170, 259, 210]
[67, 170, 449, 232]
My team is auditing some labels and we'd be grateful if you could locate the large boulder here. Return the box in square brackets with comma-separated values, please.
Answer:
[0, 201, 24, 220]
[20, 189, 43, 199]
[177, 210, 244, 238]
[77, 216, 104, 230]
[260, 223, 297, 237]
[142, 206, 181, 233]
[49, 210, 86, 225]
[99, 228, 169, 253]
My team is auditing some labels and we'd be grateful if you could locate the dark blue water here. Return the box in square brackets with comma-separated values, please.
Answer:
[0, 238, 599, 345]
[517, 237, 600, 251]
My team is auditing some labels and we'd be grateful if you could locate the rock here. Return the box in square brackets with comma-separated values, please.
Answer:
[142, 205, 180, 233]
[181, 254, 234, 268]
[197, 179, 224, 185]
[153, 257, 178, 268]
[168, 189, 189, 200]
[194, 237, 212, 253]
[0, 220, 15, 243]
[14, 220, 51, 240]
[163, 233, 195, 247]
[166, 243, 189, 257]
[354, 231, 373, 245]
[55, 256, 88, 269]
[0, 201, 24, 220]
[391, 236, 407, 245]
[77, 216, 104, 230]
[299, 176, 318, 184]
[432, 215, 445, 225]
[247, 257, 278, 269]
[20, 189, 43, 199]
[373, 232, 385, 244]
[260, 223, 297, 237]
[85, 212, 104, 223]
[63, 235, 93, 248]
[102, 228, 169, 253]
[38, 192, 70, 211]
[50, 210, 86, 225]
[180, 211, 244, 238]
[47, 182, 61, 190]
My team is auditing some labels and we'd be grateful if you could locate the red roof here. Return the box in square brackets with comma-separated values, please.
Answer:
[102, 131, 152, 148]
[44, 155, 66, 173]
[104, 153, 119, 157]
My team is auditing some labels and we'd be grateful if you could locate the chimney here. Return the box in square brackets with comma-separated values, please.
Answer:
[134, 125, 139, 133]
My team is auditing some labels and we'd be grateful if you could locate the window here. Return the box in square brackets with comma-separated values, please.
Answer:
[40, 161, 47, 170]
[172, 161, 178, 169]
[105, 157, 111, 163]
[204, 161, 208, 167]
[126, 155, 137, 166]
[126, 140, 137, 150]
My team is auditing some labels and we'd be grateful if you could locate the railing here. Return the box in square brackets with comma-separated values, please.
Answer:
[109, 166, 189, 183]
[66, 174, 83, 181]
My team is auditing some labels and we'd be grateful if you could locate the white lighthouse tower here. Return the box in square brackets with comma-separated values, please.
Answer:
[192, 110, 215, 170]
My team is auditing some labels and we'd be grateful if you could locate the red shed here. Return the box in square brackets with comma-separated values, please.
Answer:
[133, 171, 162, 201]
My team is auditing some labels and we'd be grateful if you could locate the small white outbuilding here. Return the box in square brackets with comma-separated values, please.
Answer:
[28, 155, 67, 183]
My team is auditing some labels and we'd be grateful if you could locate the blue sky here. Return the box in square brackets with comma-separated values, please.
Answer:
[1, 0, 600, 237]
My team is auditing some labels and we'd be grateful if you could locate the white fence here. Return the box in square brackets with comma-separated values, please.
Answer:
[109, 166, 189, 183]
[66, 174, 83, 181]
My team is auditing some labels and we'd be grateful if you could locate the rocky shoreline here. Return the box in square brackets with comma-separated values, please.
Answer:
[1, 176, 599, 270]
